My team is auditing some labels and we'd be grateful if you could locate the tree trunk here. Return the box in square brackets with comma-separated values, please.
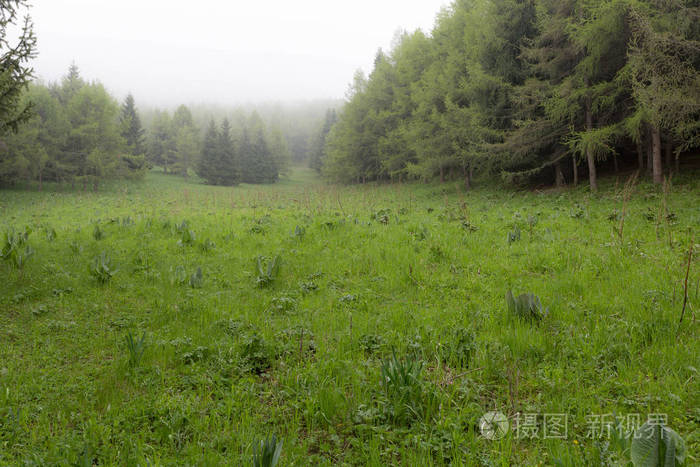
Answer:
[664, 138, 672, 175]
[585, 99, 597, 192]
[555, 161, 565, 187]
[38, 171, 43, 191]
[675, 153, 680, 173]
[463, 166, 470, 190]
[440, 165, 444, 183]
[613, 155, 619, 173]
[646, 128, 653, 177]
[572, 155, 578, 186]
[652, 125, 662, 184]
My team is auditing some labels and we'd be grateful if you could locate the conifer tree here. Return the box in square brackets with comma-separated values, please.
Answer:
[197, 119, 219, 184]
[0, 0, 36, 136]
[120, 93, 145, 155]
[216, 118, 240, 185]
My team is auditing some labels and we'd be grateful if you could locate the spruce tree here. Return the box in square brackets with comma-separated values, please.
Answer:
[216, 118, 240, 185]
[197, 119, 219, 184]
[0, 0, 36, 136]
[120, 93, 145, 155]
[241, 112, 278, 183]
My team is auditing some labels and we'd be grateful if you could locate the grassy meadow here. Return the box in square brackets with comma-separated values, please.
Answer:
[0, 168, 698, 465]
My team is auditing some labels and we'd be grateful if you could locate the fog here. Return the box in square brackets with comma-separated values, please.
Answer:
[30, 0, 448, 107]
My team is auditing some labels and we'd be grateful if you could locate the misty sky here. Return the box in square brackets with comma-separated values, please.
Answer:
[30, 1, 448, 107]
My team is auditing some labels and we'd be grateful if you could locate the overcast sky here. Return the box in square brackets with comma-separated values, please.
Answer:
[29, 0, 448, 107]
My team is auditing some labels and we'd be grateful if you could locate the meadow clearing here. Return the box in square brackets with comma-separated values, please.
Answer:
[0, 168, 698, 465]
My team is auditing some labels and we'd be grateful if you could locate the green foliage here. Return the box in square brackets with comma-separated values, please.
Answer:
[0, 0, 36, 137]
[124, 332, 147, 368]
[321, 0, 699, 188]
[239, 333, 275, 374]
[90, 251, 117, 283]
[2, 226, 33, 268]
[178, 228, 196, 246]
[630, 422, 686, 467]
[255, 255, 281, 288]
[252, 435, 283, 467]
[505, 290, 547, 322]
[188, 267, 203, 289]
[170, 265, 187, 286]
[380, 351, 437, 426]
[508, 225, 521, 243]
[439, 327, 476, 369]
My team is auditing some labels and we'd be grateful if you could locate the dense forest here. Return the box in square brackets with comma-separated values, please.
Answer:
[319, 0, 699, 189]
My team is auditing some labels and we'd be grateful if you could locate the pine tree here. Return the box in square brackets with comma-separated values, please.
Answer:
[216, 118, 240, 185]
[147, 110, 176, 173]
[172, 105, 198, 177]
[0, 0, 37, 136]
[309, 108, 337, 172]
[241, 112, 278, 183]
[120, 93, 145, 155]
[197, 119, 219, 184]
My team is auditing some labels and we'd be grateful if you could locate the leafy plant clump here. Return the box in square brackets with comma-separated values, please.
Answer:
[252, 435, 283, 467]
[93, 224, 104, 240]
[189, 266, 203, 288]
[239, 333, 276, 374]
[380, 351, 437, 426]
[90, 252, 117, 283]
[256, 255, 281, 288]
[125, 332, 147, 368]
[506, 290, 547, 322]
[508, 225, 521, 243]
[1, 227, 34, 269]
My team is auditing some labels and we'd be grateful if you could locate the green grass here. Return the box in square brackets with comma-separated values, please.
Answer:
[0, 167, 698, 465]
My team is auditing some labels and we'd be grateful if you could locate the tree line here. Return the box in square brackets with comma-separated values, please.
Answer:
[0, 64, 147, 189]
[320, 0, 699, 189]
[146, 106, 290, 185]
[0, 63, 295, 188]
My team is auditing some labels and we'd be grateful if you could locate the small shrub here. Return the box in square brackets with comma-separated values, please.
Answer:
[90, 252, 117, 283]
[505, 290, 547, 322]
[293, 225, 305, 239]
[252, 435, 283, 467]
